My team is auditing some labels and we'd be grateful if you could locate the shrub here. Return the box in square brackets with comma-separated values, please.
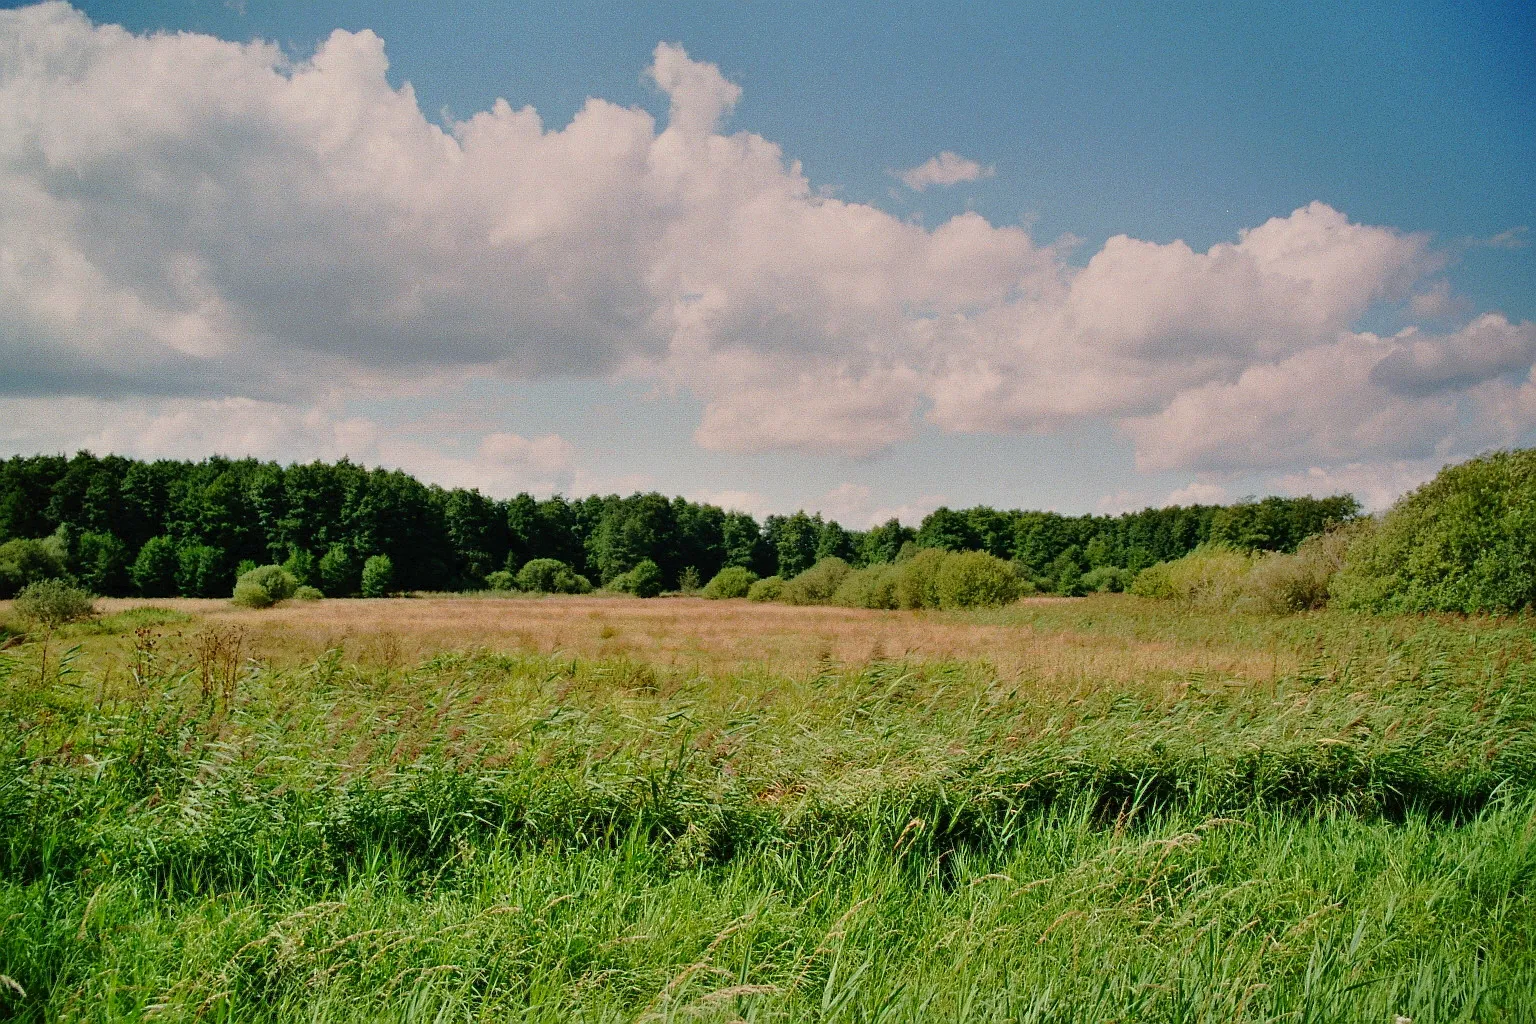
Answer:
[934, 550, 1024, 609]
[130, 537, 180, 598]
[781, 557, 852, 605]
[1129, 544, 1253, 610]
[484, 570, 518, 592]
[176, 543, 228, 598]
[75, 531, 130, 595]
[0, 535, 68, 598]
[515, 558, 591, 595]
[1237, 523, 1365, 614]
[702, 566, 757, 599]
[232, 565, 298, 608]
[894, 548, 947, 609]
[361, 555, 395, 598]
[746, 575, 785, 602]
[831, 563, 901, 609]
[318, 544, 360, 597]
[1331, 449, 1536, 613]
[292, 585, 324, 601]
[13, 579, 96, 627]
[611, 559, 664, 598]
[1081, 565, 1128, 593]
[678, 566, 702, 593]
[282, 547, 317, 587]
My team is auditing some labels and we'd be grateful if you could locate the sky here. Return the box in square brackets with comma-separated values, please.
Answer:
[1, 1, 1532, 524]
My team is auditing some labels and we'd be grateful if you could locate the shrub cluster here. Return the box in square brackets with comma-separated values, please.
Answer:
[514, 558, 592, 595]
[13, 578, 96, 626]
[1331, 449, 1536, 614]
[701, 565, 757, 599]
[609, 559, 663, 598]
[231, 565, 299, 608]
[1129, 525, 1370, 615]
[734, 550, 1029, 611]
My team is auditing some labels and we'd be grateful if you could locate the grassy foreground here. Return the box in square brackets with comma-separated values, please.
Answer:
[2, 597, 1535, 1021]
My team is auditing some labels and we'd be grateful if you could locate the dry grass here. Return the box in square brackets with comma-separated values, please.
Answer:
[57, 593, 1294, 692]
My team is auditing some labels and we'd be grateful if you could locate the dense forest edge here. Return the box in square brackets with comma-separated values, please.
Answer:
[0, 451, 1355, 600]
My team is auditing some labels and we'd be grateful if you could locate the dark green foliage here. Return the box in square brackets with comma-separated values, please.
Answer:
[0, 452, 1359, 601]
[13, 578, 95, 626]
[360, 555, 394, 598]
[610, 558, 664, 598]
[1333, 449, 1536, 613]
[0, 534, 67, 598]
[317, 544, 360, 597]
[174, 542, 227, 598]
[130, 537, 179, 597]
[701, 565, 757, 599]
[515, 558, 590, 595]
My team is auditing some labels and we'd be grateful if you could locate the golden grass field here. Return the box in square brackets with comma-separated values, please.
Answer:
[50, 593, 1299, 691]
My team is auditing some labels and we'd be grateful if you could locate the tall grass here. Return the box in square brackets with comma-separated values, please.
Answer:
[2, 602, 1533, 1020]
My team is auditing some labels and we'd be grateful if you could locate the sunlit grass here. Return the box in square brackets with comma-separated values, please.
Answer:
[2, 596, 1533, 1020]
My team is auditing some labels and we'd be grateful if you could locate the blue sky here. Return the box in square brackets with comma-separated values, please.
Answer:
[1, 1, 1532, 520]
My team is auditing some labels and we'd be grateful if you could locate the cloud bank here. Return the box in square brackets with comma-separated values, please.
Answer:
[2, 3, 1533, 498]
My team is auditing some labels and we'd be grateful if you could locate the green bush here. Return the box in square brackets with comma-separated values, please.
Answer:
[318, 544, 360, 597]
[13, 578, 96, 627]
[746, 575, 785, 602]
[781, 557, 852, 605]
[292, 585, 324, 601]
[934, 550, 1025, 609]
[1081, 565, 1128, 593]
[361, 555, 395, 598]
[1238, 524, 1364, 614]
[515, 558, 591, 595]
[0, 535, 68, 598]
[176, 542, 227, 598]
[1332, 449, 1536, 613]
[702, 566, 757, 599]
[894, 548, 947, 609]
[1129, 545, 1253, 610]
[231, 565, 299, 608]
[282, 547, 317, 587]
[130, 536, 179, 598]
[611, 559, 664, 598]
[484, 570, 518, 592]
[831, 563, 901, 609]
[678, 566, 702, 593]
[74, 531, 130, 595]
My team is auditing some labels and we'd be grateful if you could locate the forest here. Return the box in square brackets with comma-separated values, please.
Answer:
[0, 452, 1358, 599]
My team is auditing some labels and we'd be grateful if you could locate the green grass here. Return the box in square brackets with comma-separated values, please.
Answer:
[2, 601, 1534, 1021]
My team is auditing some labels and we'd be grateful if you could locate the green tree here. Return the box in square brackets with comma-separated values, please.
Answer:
[361, 554, 394, 597]
[131, 537, 179, 597]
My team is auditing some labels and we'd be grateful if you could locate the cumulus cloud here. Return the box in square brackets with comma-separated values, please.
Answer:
[896, 151, 995, 191]
[2, 3, 1532, 498]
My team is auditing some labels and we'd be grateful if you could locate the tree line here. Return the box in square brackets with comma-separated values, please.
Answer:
[0, 452, 1359, 598]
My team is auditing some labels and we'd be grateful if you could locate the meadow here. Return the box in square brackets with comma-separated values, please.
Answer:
[2, 594, 1534, 1022]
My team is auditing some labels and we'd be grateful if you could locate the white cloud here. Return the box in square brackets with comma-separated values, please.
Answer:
[896, 151, 995, 191]
[2, 4, 1531, 500]
[1164, 481, 1229, 506]
[1269, 460, 1447, 512]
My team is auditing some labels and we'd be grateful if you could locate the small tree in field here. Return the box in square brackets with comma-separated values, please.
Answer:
[361, 555, 394, 598]
[14, 579, 96, 627]
[232, 565, 298, 609]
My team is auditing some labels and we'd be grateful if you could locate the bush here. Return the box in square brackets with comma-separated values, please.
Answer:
[781, 557, 852, 605]
[292, 585, 324, 601]
[176, 542, 228, 598]
[484, 570, 518, 592]
[319, 544, 360, 597]
[1331, 449, 1536, 613]
[1237, 524, 1365, 614]
[515, 558, 591, 595]
[746, 575, 785, 602]
[13, 579, 96, 627]
[130, 536, 180, 598]
[894, 548, 947, 610]
[1129, 545, 1253, 610]
[678, 566, 702, 593]
[361, 555, 395, 598]
[0, 535, 68, 598]
[934, 550, 1024, 609]
[75, 531, 130, 595]
[1081, 565, 1128, 593]
[282, 547, 317, 587]
[702, 566, 757, 599]
[611, 559, 664, 598]
[231, 565, 299, 608]
[831, 563, 901, 609]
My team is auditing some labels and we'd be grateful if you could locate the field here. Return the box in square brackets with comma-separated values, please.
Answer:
[3, 594, 1535, 1022]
